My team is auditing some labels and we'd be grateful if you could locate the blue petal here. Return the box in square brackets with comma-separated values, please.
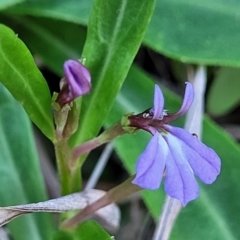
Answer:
[132, 133, 168, 189]
[64, 60, 91, 98]
[175, 82, 194, 117]
[165, 125, 221, 184]
[164, 133, 199, 206]
[166, 82, 194, 123]
[153, 85, 164, 119]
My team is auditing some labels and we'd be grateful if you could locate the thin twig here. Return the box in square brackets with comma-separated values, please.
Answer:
[152, 196, 181, 240]
[152, 66, 207, 240]
[84, 143, 113, 190]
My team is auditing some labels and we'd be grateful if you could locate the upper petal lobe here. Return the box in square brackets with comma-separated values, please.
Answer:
[164, 82, 194, 123]
[153, 85, 164, 119]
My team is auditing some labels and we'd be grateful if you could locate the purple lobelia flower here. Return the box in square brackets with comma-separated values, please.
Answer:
[129, 83, 221, 206]
[56, 59, 91, 107]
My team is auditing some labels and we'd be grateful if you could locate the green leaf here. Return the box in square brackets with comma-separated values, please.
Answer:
[75, 220, 112, 240]
[71, 0, 156, 146]
[0, 24, 55, 141]
[6, 0, 240, 66]
[54, 221, 112, 240]
[106, 65, 240, 239]
[0, 0, 24, 10]
[144, 0, 240, 66]
[0, 16, 87, 75]
[3, 0, 93, 25]
[53, 231, 73, 240]
[207, 67, 240, 116]
[0, 83, 54, 240]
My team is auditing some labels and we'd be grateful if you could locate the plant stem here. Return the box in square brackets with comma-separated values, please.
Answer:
[54, 139, 80, 195]
[72, 121, 126, 166]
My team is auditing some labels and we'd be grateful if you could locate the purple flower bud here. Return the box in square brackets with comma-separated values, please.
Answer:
[56, 60, 91, 107]
[130, 83, 221, 206]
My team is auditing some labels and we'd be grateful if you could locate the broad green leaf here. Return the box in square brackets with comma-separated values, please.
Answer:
[5, 0, 240, 66]
[0, 0, 24, 10]
[0, 24, 55, 141]
[144, 0, 240, 66]
[3, 0, 93, 25]
[71, 0, 156, 146]
[0, 83, 54, 240]
[106, 65, 240, 239]
[0, 16, 87, 75]
[207, 67, 240, 116]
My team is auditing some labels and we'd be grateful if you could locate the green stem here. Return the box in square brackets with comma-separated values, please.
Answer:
[71, 161, 83, 192]
[55, 120, 128, 195]
[72, 121, 126, 165]
[54, 139, 81, 195]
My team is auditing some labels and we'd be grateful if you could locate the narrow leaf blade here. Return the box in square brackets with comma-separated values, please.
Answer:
[0, 16, 87, 75]
[71, 0, 156, 145]
[4, 0, 93, 25]
[0, 24, 55, 140]
[0, 83, 54, 240]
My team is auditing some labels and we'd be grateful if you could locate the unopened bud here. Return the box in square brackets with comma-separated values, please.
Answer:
[56, 59, 91, 107]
